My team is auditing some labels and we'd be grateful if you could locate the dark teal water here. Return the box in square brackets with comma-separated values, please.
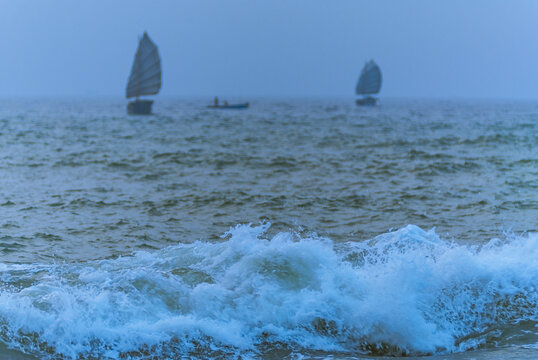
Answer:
[0, 98, 535, 359]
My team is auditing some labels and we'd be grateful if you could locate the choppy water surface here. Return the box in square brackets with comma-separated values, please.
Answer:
[0, 98, 535, 359]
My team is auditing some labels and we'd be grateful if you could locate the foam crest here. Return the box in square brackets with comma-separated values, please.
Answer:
[0, 223, 536, 358]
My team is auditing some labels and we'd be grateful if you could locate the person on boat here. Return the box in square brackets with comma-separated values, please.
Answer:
[214, 97, 219, 106]
[223, 101, 228, 107]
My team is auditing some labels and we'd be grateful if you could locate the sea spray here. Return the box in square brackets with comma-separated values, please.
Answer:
[0, 223, 536, 359]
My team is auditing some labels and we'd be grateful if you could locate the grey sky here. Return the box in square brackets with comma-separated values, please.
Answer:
[1, 1, 538, 99]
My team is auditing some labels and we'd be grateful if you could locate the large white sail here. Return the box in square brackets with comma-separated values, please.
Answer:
[355, 60, 382, 95]
[126, 32, 162, 99]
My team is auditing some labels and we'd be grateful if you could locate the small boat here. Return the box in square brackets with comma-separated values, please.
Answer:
[355, 60, 382, 106]
[207, 103, 249, 110]
[126, 32, 162, 115]
[207, 97, 249, 109]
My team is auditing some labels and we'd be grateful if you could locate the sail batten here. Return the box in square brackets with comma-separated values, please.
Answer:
[126, 32, 162, 99]
[356, 60, 382, 95]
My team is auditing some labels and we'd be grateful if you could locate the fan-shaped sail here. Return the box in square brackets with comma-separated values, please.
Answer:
[356, 60, 382, 95]
[126, 32, 162, 99]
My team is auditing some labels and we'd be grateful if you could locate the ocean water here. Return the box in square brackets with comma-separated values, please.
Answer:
[0, 98, 535, 359]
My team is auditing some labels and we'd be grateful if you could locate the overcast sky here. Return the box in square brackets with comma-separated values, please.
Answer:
[1, 1, 538, 99]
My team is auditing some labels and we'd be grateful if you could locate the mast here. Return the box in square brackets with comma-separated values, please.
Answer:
[137, 34, 140, 101]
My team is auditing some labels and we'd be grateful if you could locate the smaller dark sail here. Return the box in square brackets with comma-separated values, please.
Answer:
[355, 60, 382, 106]
[356, 60, 382, 96]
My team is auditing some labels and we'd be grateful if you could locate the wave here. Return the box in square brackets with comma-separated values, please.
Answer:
[0, 223, 536, 359]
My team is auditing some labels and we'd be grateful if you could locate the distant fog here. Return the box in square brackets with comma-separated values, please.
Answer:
[1, 0, 538, 99]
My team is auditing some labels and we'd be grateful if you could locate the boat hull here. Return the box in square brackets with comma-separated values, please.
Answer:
[127, 100, 154, 115]
[355, 97, 377, 106]
[207, 103, 249, 109]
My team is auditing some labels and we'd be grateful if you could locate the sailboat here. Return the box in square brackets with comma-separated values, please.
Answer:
[126, 32, 162, 115]
[355, 60, 382, 106]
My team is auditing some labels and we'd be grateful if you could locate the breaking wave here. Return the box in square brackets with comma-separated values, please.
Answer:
[0, 223, 536, 358]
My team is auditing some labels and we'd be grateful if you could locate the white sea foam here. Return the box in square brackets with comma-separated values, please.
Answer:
[0, 223, 536, 358]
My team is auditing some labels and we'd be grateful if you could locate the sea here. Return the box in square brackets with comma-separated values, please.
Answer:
[0, 98, 535, 359]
